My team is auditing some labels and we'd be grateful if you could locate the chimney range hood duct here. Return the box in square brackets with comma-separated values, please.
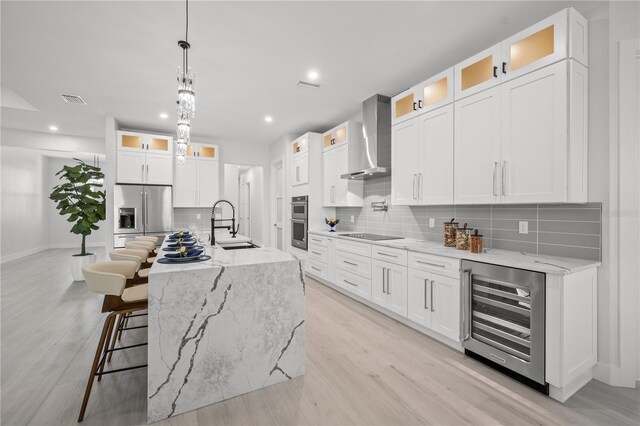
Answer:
[341, 94, 391, 180]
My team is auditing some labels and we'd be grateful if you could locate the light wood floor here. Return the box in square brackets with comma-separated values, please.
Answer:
[2, 248, 638, 425]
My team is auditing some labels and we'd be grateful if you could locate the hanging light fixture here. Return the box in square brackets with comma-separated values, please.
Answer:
[176, 0, 194, 166]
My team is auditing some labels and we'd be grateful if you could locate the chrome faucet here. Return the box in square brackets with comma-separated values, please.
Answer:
[211, 199, 239, 246]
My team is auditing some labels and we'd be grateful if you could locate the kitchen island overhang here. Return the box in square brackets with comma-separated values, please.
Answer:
[147, 244, 305, 423]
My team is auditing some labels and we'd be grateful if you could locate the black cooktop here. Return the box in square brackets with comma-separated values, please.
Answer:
[340, 233, 404, 241]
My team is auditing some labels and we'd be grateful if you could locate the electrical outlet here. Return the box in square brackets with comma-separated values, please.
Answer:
[429, 218, 435, 228]
[350, 215, 355, 223]
[196, 213, 201, 220]
[519, 221, 528, 234]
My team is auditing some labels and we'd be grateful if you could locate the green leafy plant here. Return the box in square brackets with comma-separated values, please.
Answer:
[49, 159, 106, 256]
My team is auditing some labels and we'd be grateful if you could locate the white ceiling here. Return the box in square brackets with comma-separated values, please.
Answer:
[1, 1, 601, 145]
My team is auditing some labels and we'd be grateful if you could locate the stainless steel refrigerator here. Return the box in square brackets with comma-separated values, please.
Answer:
[113, 184, 173, 248]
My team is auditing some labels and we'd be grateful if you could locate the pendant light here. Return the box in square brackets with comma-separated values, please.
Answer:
[176, 0, 195, 166]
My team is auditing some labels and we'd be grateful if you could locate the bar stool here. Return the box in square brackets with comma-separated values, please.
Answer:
[109, 249, 150, 283]
[125, 240, 156, 266]
[78, 261, 148, 422]
[135, 236, 159, 254]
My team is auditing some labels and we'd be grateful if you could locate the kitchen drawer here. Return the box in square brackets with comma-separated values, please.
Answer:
[372, 245, 408, 266]
[308, 234, 330, 248]
[335, 267, 372, 300]
[335, 238, 371, 257]
[408, 251, 460, 279]
[306, 259, 329, 280]
[335, 250, 371, 279]
[308, 244, 329, 262]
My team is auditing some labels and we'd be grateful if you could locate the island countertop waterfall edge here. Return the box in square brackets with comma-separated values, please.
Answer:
[147, 244, 306, 423]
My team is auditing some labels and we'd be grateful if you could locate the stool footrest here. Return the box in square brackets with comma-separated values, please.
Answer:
[95, 364, 147, 376]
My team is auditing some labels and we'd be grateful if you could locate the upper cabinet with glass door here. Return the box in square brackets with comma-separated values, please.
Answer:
[193, 143, 218, 161]
[455, 8, 588, 100]
[392, 68, 454, 125]
[322, 121, 359, 151]
[501, 8, 587, 82]
[117, 131, 173, 156]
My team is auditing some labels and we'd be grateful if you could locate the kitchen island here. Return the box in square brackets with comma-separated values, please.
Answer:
[147, 241, 305, 422]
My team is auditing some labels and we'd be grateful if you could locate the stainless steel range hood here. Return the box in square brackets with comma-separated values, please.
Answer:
[341, 94, 391, 180]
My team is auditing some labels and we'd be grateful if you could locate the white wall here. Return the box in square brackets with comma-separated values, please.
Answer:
[44, 156, 106, 250]
[0, 147, 47, 262]
[1, 127, 104, 154]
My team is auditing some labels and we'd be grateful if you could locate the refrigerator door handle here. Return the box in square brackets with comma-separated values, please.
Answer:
[144, 192, 149, 227]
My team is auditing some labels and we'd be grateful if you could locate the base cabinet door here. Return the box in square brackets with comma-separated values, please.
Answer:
[116, 151, 146, 184]
[386, 264, 408, 317]
[454, 86, 501, 204]
[429, 274, 460, 341]
[408, 268, 430, 327]
[173, 158, 197, 206]
[371, 261, 387, 308]
[145, 154, 173, 185]
[197, 160, 220, 206]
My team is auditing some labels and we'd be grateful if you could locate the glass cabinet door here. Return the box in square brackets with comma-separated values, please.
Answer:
[417, 68, 454, 113]
[147, 137, 171, 154]
[322, 123, 349, 151]
[500, 9, 568, 82]
[454, 44, 501, 100]
[391, 88, 417, 125]
[197, 144, 217, 161]
[292, 136, 308, 156]
[118, 133, 145, 151]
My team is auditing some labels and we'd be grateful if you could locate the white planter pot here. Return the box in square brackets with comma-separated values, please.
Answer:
[70, 253, 97, 281]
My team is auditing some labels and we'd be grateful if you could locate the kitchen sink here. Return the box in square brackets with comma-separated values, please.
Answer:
[220, 242, 260, 250]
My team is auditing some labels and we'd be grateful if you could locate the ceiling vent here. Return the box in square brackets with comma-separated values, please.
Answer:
[60, 94, 87, 105]
[297, 80, 320, 89]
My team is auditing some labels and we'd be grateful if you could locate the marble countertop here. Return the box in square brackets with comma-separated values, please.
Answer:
[150, 240, 296, 275]
[308, 230, 600, 275]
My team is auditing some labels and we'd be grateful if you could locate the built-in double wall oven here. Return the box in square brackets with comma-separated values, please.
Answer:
[290, 196, 308, 250]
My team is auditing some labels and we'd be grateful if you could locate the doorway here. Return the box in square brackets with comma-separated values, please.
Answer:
[271, 157, 284, 250]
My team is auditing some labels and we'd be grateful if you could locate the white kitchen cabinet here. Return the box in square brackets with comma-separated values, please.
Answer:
[292, 153, 309, 186]
[500, 60, 568, 203]
[116, 131, 173, 184]
[454, 60, 587, 204]
[454, 44, 502, 100]
[391, 118, 421, 205]
[322, 121, 359, 152]
[407, 268, 460, 341]
[116, 151, 146, 184]
[173, 143, 220, 207]
[392, 68, 454, 126]
[372, 260, 408, 317]
[322, 143, 363, 207]
[391, 104, 454, 206]
[454, 8, 587, 100]
[454, 86, 501, 204]
[501, 8, 587, 82]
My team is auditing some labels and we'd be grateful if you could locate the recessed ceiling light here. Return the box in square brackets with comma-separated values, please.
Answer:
[49, 125, 58, 131]
[307, 70, 319, 80]
[159, 112, 169, 119]
[264, 116, 273, 123]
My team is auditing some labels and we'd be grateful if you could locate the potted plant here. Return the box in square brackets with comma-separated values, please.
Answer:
[49, 159, 106, 281]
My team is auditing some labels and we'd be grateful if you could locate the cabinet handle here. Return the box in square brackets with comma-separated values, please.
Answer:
[344, 260, 358, 267]
[311, 266, 321, 272]
[502, 61, 507, 74]
[311, 251, 322, 256]
[418, 100, 423, 109]
[344, 279, 357, 287]
[413, 102, 417, 111]
[424, 279, 429, 309]
[146, 164, 149, 181]
[382, 267, 386, 294]
[430, 280, 435, 312]
[141, 164, 144, 181]
[311, 238, 322, 243]
[377, 252, 397, 258]
[387, 268, 391, 294]
[412, 174, 417, 199]
[501, 161, 506, 196]
[493, 66, 498, 78]
[416, 260, 445, 268]
[492, 161, 498, 196]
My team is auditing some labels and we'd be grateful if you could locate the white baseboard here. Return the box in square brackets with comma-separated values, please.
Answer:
[0, 243, 106, 264]
[0, 246, 48, 264]
[594, 361, 639, 388]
